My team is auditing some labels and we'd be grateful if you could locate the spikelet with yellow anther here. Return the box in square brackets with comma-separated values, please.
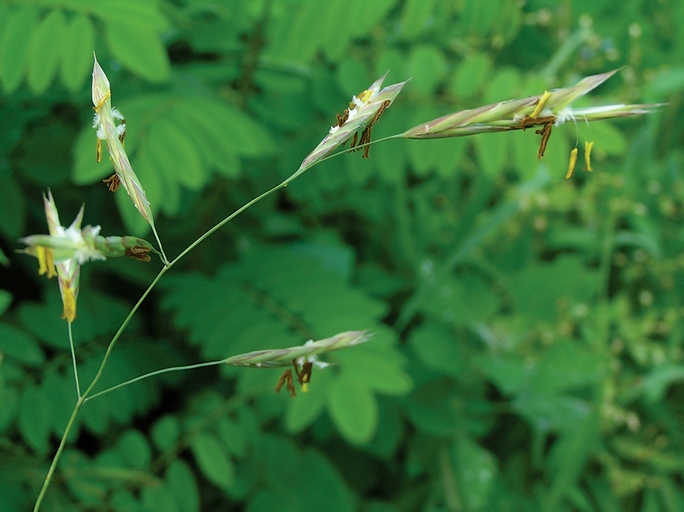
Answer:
[20, 191, 158, 321]
[223, 331, 370, 397]
[291, 73, 408, 181]
[92, 54, 154, 227]
[402, 69, 661, 178]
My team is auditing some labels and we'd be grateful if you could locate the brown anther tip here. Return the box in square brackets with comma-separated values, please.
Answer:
[294, 360, 313, 386]
[125, 246, 151, 262]
[103, 174, 121, 192]
[335, 109, 350, 128]
[275, 370, 296, 397]
[119, 118, 127, 144]
[350, 132, 359, 149]
[535, 124, 553, 159]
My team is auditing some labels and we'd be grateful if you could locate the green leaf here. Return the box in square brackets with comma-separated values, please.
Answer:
[18, 384, 52, 454]
[509, 255, 598, 322]
[317, 2, 351, 60]
[105, 22, 170, 82]
[336, 348, 413, 395]
[216, 416, 247, 458]
[285, 368, 330, 433]
[166, 460, 200, 512]
[640, 364, 684, 403]
[91, 0, 170, 31]
[0, 7, 39, 92]
[118, 430, 151, 468]
[513, 392, 591, 433]
[407, 45, 447, 95]
[249, 489, 299, 512]
[421, 273, 499, 326]
[341, 0, 395, 44]
[530, 341, 609, 394]
[545, 410, 599, 509]
[451, 53, 493, 99]
[409, 322, 465, 378]
[0, 290, 11, 316]
[475, 131, 509, 176]
[295, 450, 357, 512]
[327, 374, 378, 444]
[484, 67, 521, 103]
[152, 415, 180, 452]
[141, 484, 178, 512]
[451, 435, 498, 510]
[461, 0, 500, 37]
[177, 97, 273, 159]
[267, 1, 328, 63]
[189, 432, 235, 487]
[27, 9, 65, 94]
[60, 13, 95, 93]
[403, 379, 461, 436]
[478, 354, 530, 395]
[146, 117, 205, 191]
[0, 322, 44, 366]
[173, 106, 241, 178]
[335, 58, 370, 98]
[375, 48, 408, 86]
[401, 0, 437, 37]
[407, 107, 455, 176]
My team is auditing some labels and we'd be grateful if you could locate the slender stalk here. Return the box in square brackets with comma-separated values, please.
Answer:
[33, 266, 168, 511]
[67, 322, 81, 399]
[150, 224, 169, 265]
[170, 183, 287, 265]
[170, 135, 399, 265]
[33, 395, 85, 512]
[85, 360, 226, 402]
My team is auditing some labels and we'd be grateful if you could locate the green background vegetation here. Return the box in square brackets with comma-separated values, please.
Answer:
[1, 0, 683, 510]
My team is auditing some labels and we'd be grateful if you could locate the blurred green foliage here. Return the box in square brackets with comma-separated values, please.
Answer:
[0, 0, 683, 510]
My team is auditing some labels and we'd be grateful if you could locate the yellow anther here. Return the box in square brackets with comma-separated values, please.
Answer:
[62, 287, 77, 323]
[358, 89, 373, 103]
[96, 139, 102, 163]
[37, 247, 57, 278]
[565, 147, 579, 179]
[530, 90, 552, 119]
[93, 89, 111, 113]
[583, 141, 594, 172]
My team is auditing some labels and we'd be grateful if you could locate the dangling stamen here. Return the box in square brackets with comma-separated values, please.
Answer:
[565, 147, 579, 179]
[583, 141, 594, 172]
[275, 369, 296, 397]
[103, 174, 121, 192]
[535, 124, 553, 158]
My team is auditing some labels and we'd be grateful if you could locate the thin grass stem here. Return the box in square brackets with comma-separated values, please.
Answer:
[67, 322, 81, 399]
